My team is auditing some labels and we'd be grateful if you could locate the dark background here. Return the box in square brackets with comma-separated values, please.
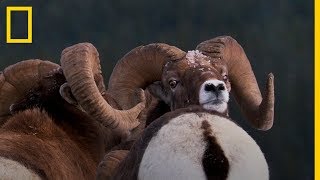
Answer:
[0, 0, 314, 179]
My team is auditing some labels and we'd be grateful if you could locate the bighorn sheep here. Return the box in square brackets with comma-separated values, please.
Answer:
[110, 106, 269, 180]
[0, 35, 274, 179]
[0, 43, 146, 179]
[0, 60, 105, 179]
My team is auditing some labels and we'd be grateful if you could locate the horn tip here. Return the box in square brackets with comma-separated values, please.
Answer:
[259, 122, 274, 131]
[61, 42, 98, 56]
[268, 73, 274, 79]
[267, 73, 275, 91]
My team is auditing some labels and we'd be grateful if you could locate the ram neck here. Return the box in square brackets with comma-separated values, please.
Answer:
[43, 99, 107, 163]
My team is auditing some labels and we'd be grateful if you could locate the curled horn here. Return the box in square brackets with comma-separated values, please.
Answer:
[196, 36, 274, 130]
[0, 60, 60, 125]
[60, 43, 146, 137]
[108, 43, 186, 110]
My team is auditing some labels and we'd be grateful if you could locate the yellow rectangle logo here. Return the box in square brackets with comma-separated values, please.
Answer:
[6, 6, 32, 43]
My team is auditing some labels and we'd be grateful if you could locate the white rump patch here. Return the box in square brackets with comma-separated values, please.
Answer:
[138, 113, 207, 180]
[0, 157, 41, 180]
[138, 112, 268, 180]
[199, 79, 229, 113]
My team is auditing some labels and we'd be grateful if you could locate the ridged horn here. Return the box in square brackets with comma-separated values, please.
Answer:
[60, 43, 145, 137]
[0, 60, 60, 125]
[108, 43, 186, 110]
[196, 36, 274, 130]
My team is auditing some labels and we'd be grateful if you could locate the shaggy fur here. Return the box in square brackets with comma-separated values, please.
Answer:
[0, 72, 108, 179]
[96, 150, 129, 180]
[0, 108, 103, 179]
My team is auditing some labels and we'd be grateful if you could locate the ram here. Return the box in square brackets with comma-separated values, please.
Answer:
[0, 44, 145, 179]
[97, 36, 274, 179]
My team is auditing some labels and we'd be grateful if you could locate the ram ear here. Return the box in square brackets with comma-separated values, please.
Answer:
[147, 81, 170, 105]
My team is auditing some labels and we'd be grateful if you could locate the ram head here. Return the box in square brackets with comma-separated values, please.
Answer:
[108, 36, 274, 131]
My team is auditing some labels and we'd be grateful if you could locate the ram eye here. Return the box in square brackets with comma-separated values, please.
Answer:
[169, 80, 178, 89]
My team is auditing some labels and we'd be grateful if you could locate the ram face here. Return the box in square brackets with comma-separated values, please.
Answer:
[149, 49, 231, 114]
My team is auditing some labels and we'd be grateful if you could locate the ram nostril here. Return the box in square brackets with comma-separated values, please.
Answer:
[204, 83, 225, 92]
[217, 84, 225, 91]
[204, 84, 216, 92]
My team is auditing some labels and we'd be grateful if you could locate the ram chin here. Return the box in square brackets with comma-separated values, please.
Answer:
[201, 101, 228, 113]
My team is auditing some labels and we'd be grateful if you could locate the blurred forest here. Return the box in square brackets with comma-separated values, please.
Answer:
[0, 0, 314, 179]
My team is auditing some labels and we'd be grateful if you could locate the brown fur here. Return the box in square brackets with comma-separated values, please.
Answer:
[0, 109, 100, 179]
[96, 150, 129, 180]
[1, 72, 114, 179]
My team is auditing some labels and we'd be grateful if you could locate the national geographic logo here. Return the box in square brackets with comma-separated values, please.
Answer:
[6, 6, 32, 43]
